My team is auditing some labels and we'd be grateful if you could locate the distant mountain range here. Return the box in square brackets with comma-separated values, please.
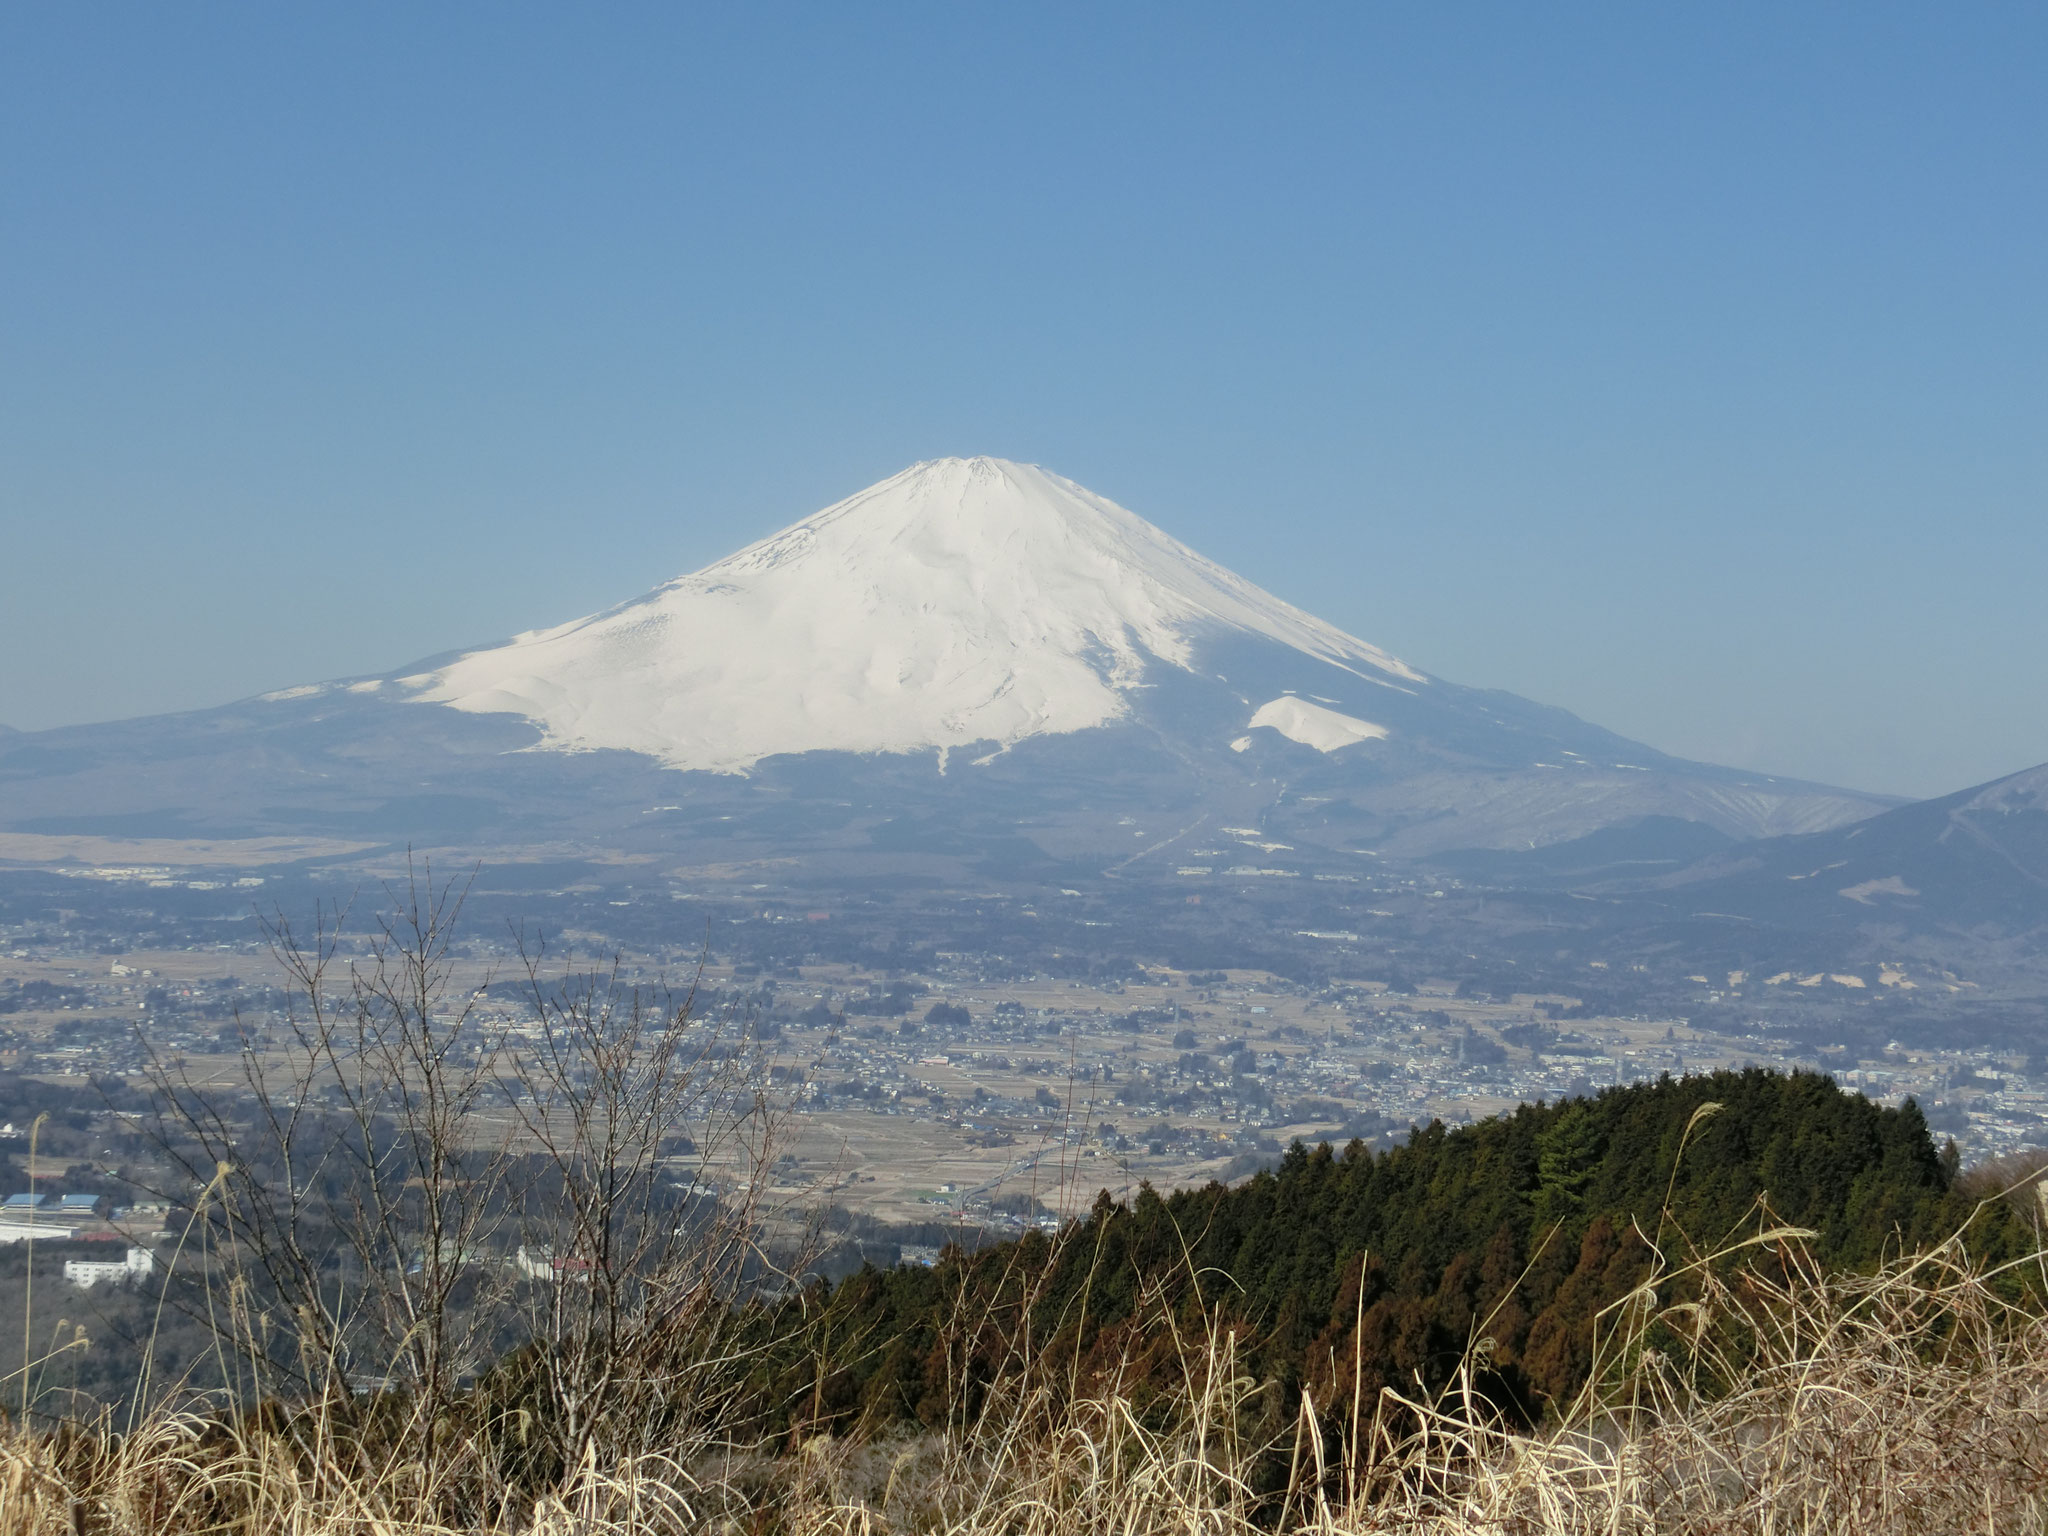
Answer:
[1650, 761, 2048, 933]
[1, 458, 1909, 889]
[1416, 765, 2048, 974]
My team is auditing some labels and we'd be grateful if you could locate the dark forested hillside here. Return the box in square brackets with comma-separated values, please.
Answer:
[776, 1070, 2025, 1434]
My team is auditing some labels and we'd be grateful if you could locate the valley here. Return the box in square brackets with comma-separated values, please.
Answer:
[3, 834, 2042, 1249]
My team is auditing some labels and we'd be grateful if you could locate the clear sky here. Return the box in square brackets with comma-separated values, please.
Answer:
[2, 5, 2042, 800]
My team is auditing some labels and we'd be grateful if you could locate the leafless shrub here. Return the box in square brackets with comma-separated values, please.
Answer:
[498, 930, 821, 1476]
[119, 861, 813, 1517]
[131, 868, 526, 1437]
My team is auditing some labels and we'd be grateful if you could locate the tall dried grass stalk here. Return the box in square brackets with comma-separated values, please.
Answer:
[0, 1221, 2041, 1534]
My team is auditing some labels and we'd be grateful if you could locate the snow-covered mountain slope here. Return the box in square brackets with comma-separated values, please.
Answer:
[405, 458, 1420, 773]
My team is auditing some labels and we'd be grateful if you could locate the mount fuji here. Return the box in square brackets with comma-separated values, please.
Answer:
[0, 458, 1893, 880]
[409, 458, 1423, 774]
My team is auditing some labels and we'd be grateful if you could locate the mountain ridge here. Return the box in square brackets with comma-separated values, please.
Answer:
[0, 458, 1898, 867]
[1637, 759, 2048, 932]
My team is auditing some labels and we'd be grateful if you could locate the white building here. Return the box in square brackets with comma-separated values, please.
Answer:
[64, 1247, 155, 1289]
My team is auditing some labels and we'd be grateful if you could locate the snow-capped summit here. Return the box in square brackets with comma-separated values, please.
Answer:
[407, 457, 1422, 773]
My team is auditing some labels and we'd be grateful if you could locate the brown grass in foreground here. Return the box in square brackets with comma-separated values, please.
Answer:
[0, 1217, 2043, 1536]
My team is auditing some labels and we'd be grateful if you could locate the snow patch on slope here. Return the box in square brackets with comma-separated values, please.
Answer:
[406, 458, 1424, 773]
[1247, 696, 1389, 753]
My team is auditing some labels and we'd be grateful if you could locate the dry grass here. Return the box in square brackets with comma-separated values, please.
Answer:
[771, 1227, 2048, 1536]
[0, 1216, 2043, 1536]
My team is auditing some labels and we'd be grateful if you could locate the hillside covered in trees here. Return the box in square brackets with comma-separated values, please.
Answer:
[775, 1069, 2030, 1435]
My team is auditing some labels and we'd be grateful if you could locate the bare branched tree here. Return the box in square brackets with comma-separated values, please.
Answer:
[501, 938, 818, 1472]
[133, 868, 523, 1447]
[130, 860, 814, 1494]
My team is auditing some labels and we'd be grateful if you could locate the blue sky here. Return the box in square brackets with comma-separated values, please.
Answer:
[2, 4, 2042, 799]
